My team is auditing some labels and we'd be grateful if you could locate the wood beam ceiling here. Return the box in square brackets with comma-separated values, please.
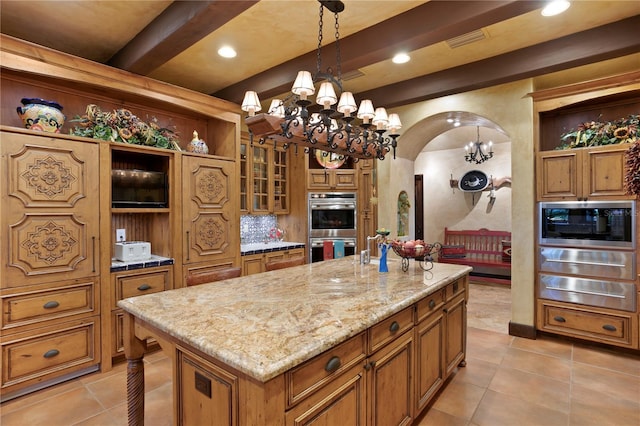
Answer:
[212, 1, 542, 104]
[362, 15, 640, 109]
[107, 0, 258, 75]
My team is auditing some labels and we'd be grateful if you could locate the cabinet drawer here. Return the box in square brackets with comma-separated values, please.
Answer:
[114, 270, 169, 308]
[286, 332, 366, 408]
[2, 281, 96, 331]
[416, 289, 445, 323]
[445, 279, 465, 301]
[537, 301, 635, 347]
[368, 307, 414, 353]
[1, 318, 99, 388]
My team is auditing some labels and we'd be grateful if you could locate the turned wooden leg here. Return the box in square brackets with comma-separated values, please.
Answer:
[123, 312, 147, 426]
[127, 357, 145, 426]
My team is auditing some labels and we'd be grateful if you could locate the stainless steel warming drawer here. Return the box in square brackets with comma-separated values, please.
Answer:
[538, 247, 635, 281]
[538, 274, 636, 312]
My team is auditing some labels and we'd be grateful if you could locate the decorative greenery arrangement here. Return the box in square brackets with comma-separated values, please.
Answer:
[69, 104, 181, 150]
[625, 139, 640, 195]
[558, 114, 638, 149]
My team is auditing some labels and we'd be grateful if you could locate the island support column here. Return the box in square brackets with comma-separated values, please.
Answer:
[123, 312, 147, 426]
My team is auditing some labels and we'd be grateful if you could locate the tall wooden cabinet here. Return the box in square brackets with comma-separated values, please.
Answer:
[0, 34, 241, 396]
[532, 72, 639, 350]
[0, 129, 102, 399]
[181, 154, 238, 278]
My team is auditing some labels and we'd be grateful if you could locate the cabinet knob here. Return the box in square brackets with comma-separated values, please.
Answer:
[137, 284, 152, 291]
[389, 321, 400, 333]
[453, 282, 459, 292]
[43, 301, 60, 309]
[428, 299, 436, 309]
[553, 316, 566, 323]
[602, 324, 617, 332]
[325, 356, 341, 373]
[43, 349, 60, 359]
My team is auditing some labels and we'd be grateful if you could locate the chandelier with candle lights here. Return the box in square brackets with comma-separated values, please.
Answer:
[464, 126, 494, 164]
[241, 0, 401, 161]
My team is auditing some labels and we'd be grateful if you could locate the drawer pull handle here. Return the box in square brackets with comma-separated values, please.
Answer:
[43, 349, 60, 359]
[325, 356, 341, 373]
[43, 301, 60, 309]
[602, 324, 617, 332]
[453, 282, 459, 292]
[389, 321, 400, 333]
[553, 316, 566, 323]
[429, 299, 436, 309]
[137, 284, 151, 291]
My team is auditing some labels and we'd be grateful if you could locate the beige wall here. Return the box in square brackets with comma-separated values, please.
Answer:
[377, 79, 535, 328]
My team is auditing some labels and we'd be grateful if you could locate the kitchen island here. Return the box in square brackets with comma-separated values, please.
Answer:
[118, 257, 472, 425]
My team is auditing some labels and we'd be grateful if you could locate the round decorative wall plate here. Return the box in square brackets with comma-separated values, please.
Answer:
[315, 150, 346, 169]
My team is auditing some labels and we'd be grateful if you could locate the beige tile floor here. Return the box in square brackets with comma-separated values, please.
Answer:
[2, 282, 639, 425]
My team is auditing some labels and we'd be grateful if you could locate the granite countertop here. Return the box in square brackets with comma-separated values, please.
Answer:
[241, 241, 305, 255]
[118, 257, 471, 383]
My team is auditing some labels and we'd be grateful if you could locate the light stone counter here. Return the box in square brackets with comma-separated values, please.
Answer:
[118, 257, 471, 383]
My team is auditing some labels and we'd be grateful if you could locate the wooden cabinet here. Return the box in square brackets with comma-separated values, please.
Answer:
[109, 266, 172, 357]
[532, 75, 639, 352]
[181, 153, 239, 279]
[414, 289, 445, 413]
[241, 247, 305, 276]
[306, 152, 357, 190]
[240, 135, 290, 214]
[358, 159, 378, 255]
[0, 128, 101, 399]
[367, 308, 414, 426]
[177, 346, 240, 426]
[0, 35, 241, 396]
[307, 169, 357, 190]
[537, 299, 637, 349]
[537, 144, 633, 201]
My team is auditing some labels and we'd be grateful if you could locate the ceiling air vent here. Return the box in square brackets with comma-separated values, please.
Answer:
[341, 69, 364, 81]
[446, 29, 486, 49]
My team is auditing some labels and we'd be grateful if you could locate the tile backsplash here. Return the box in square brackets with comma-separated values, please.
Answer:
[241, 215, 279, 244]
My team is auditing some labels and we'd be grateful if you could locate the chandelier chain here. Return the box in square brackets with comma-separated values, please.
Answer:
[316, 3, 324, 76]
[334, 11, 341, 82]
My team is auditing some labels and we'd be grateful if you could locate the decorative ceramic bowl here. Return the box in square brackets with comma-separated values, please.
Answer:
[17, 98, 65, 133]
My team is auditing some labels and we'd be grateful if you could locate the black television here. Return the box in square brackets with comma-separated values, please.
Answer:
[111, 169, 168, 208]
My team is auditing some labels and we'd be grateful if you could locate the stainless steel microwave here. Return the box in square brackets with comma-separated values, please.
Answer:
[539, 201, 635, 249]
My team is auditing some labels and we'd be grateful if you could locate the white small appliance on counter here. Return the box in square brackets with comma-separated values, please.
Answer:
[114, 241, 152, 262]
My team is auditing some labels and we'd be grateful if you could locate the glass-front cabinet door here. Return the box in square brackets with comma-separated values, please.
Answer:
[252, 144, 270, 213]
[240, 142, 248, 212]
[273, 145, 289, 214]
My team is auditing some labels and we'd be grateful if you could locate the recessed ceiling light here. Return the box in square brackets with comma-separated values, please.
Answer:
[392, 53, 410, 64]
[218, 46, 237, 58]
[541, 0, 570, 16]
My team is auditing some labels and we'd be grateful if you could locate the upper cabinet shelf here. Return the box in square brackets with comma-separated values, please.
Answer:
[0, 34, 240, 161]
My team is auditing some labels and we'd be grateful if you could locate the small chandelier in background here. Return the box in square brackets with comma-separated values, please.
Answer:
[464, 126, 494, 164]
[241, 0, 401, 161]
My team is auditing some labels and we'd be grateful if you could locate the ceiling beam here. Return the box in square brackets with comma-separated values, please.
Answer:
[359, 15, 640, 109]
[213, 1, 541, 104]
[107, 0, 258, 75]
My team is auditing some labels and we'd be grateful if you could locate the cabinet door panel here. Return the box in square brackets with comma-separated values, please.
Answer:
[444, 294, 466, 376]
[415, 310, 444, 413]
[536, 150, 580, 200]
[182, 156, 238, 263]
[584, 146, 632, 199]
[1, 133, 100, 287]
[369, 330, 413, 426]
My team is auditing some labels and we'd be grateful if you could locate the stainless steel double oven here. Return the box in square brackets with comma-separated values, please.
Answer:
[308, 192, 357, 263]
[537, 200, 637, 311]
